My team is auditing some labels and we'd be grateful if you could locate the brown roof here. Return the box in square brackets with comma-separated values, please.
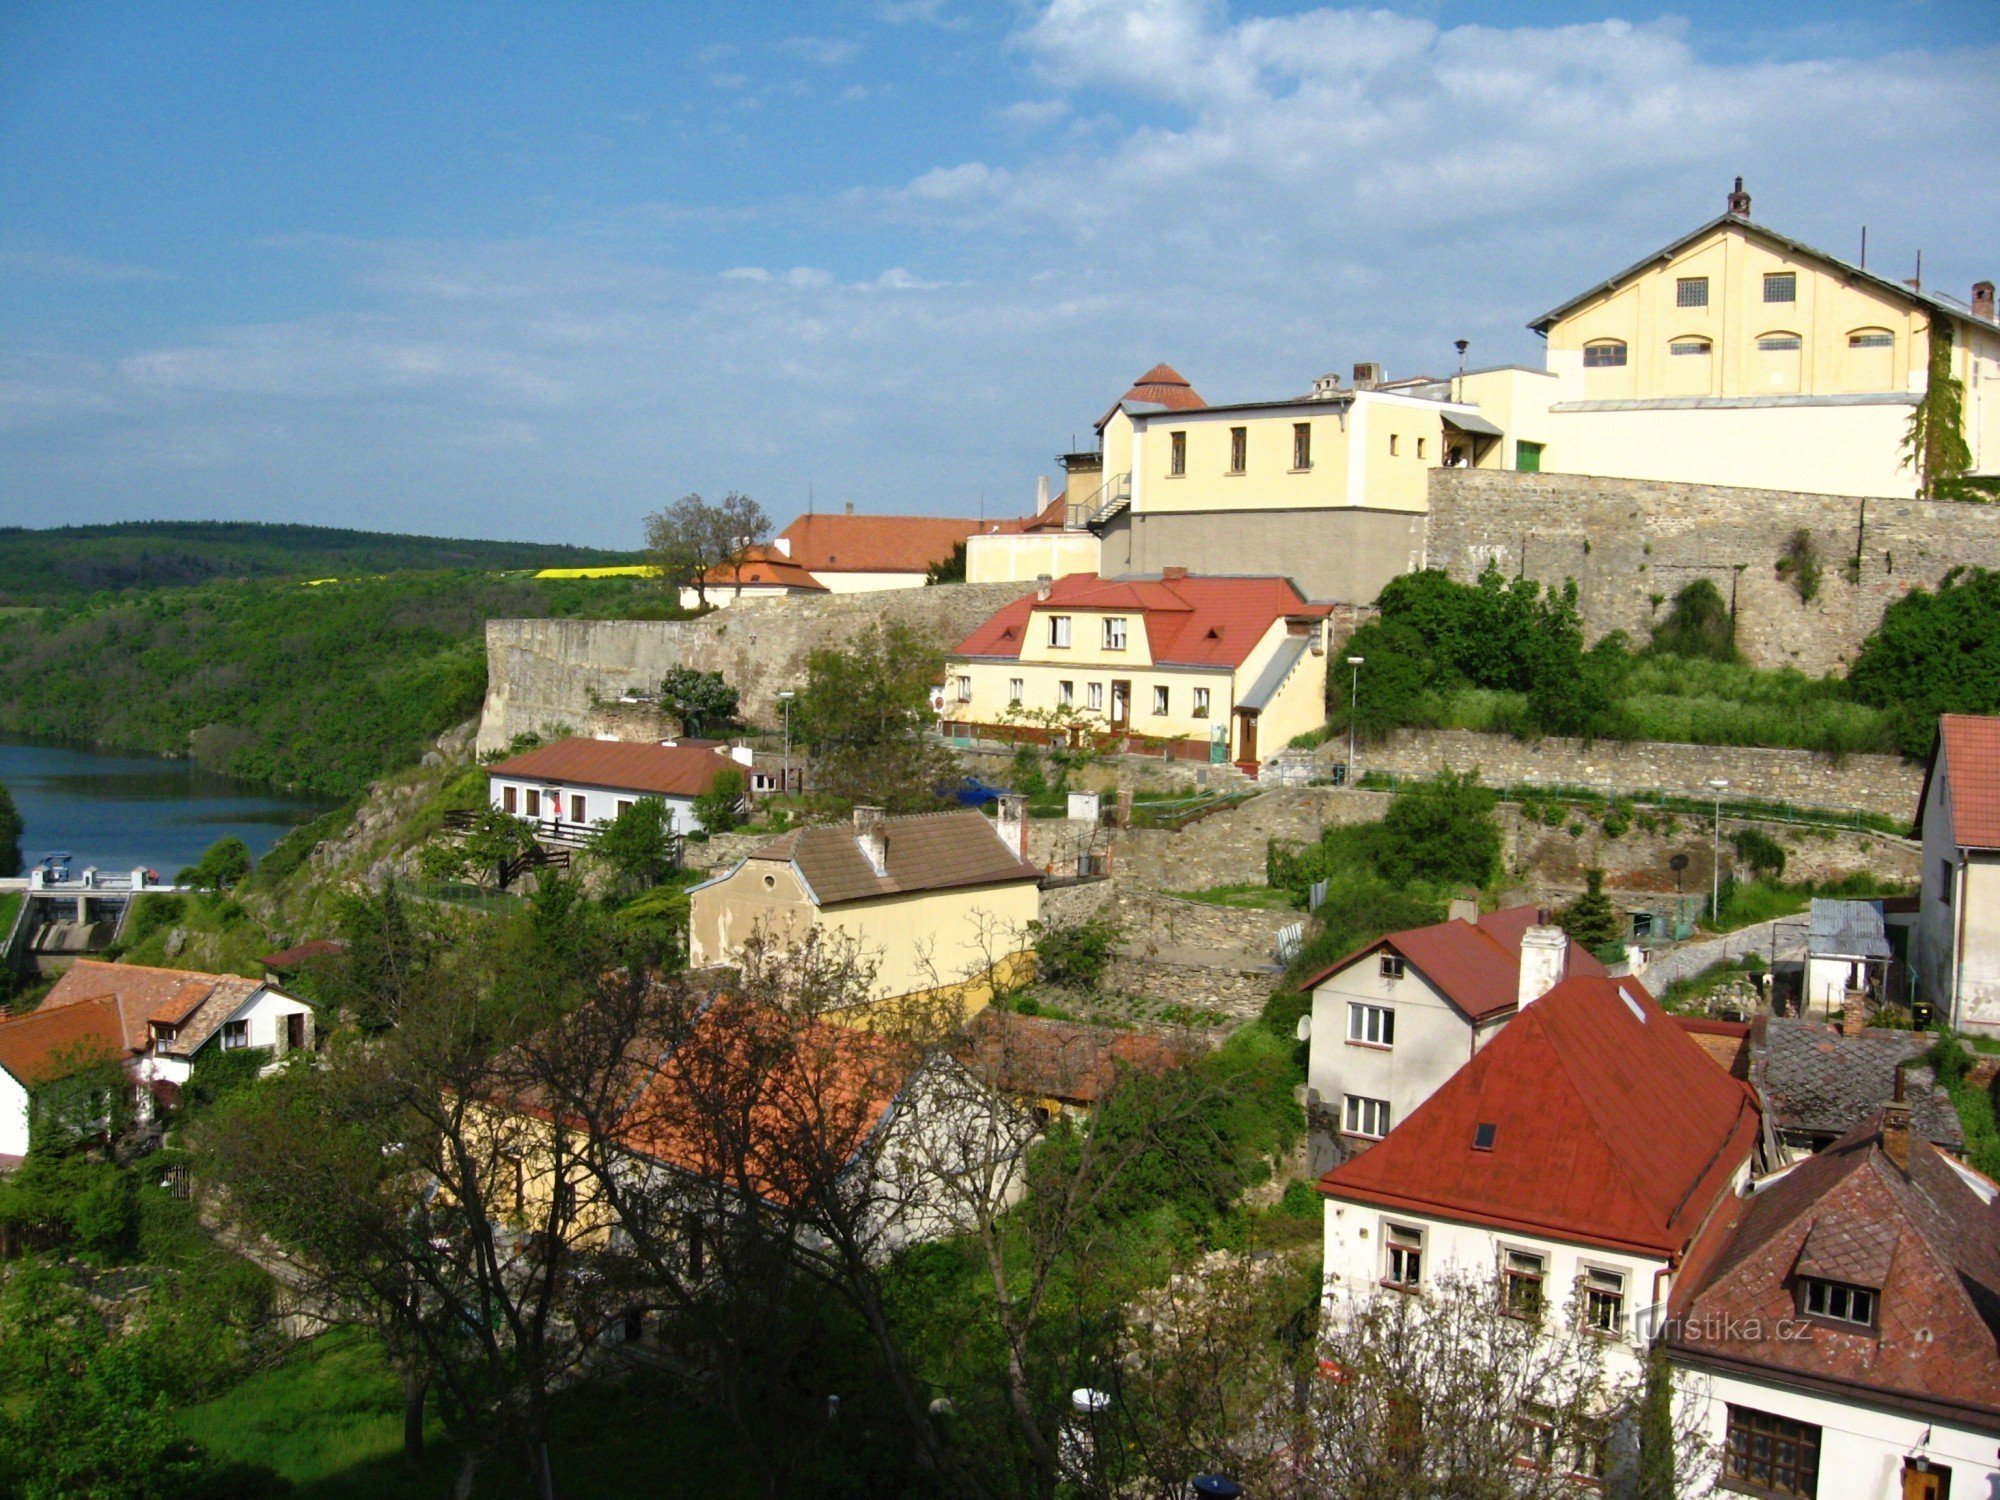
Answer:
[773, 513, 978, 576]
[487, 737, 740, 799]
[39, 959, 266, 1058]
[1297, 905, 1607, 1023]
[746, 810, 1041, 907]
[1916, 714, 2000, 847]
[1320, 974, 1760, 1257]
[0, 996, 129, 1088]
[1669, 1113, 2000, 1430]
[1099, 363, 1207, 427]
[1673, 1016, 1753, 1080]
[694, 545, 828, 592]
[956, 1010, 1200, 1105]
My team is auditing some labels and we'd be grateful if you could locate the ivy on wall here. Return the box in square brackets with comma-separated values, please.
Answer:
[1904, 319, 1974, 498]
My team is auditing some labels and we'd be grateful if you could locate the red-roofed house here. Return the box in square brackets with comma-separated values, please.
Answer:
[1300, 901, 1608, 1170]
[1914, 713, 2000, 1037]
[944, 571, 1331, 771]
[1665, 1108, 2000, 1498]
[675, 544, 829, 610]
[487, 736, 756, 838]
[1318, 971, 1761, 1381]
[768, 508, 979, 594]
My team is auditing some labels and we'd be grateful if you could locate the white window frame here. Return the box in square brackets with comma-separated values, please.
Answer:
[955, 675, 972, 703]
[1102, 617, 1127, 650]
[1580, 1264, 1626, 1335]
[220, 1019, 251, 1051]
[1501, 1246, 1548, 1318]
[1151, 685, 1169, 716]
[1059, 680, 1074, 707]
[1008, 677, 1024, 705]
[1343, 1095, 1390, 1139]
[1378, 953, 1405, 981]
[1191, 687, 1210, 719]
[1383, 1222, 1423, 1289]
[1086, 681, 1104, 712]
[1347, 1002, 1394, 1047]
[1048, 614, 1072, 648]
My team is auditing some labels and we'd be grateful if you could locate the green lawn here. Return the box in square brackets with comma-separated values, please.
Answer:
[1167, 883, 1299, 912]
[0, 891, 22, 948]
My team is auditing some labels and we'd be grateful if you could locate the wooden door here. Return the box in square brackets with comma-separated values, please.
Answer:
[1236, 711, 1258, 764]
[1902, 1463, 1950, 1500]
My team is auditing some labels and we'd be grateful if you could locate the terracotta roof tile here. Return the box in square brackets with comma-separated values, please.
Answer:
[1669, 1115, 2000, 1427]
[488, 737, 741, 799]
[40, 960, 230, 1054]
[694, 545, 828, 593]
[1318, 973, 1760, 1256]
[747, 810, 1041, 907]
[1118, 363, 1206, 412]
[1926, 714, 2000, 847]
[0, 996, 129, 1088]
[1298, 905, 1607, 1022]
[956, 1010, 1200, 1105]
[953, 573, 1328, 674]
[774, 514, 978, 576]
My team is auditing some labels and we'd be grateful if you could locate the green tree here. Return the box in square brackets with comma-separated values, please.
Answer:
[693, 765, 747, 833]
[1847, 567, 2000, 756]
[591, 795, 681, 892]
[321, 879, 445, 1032]
[1649, 578, 1737, 661]
[1559, 868, 1625, 956]
[420, 805, 536, 892]
[1904, 320, 1974, 497]
[644, 491, 771, 607]
[795, 620, 957, 810]
[0, 780, 21, 878]
[660, 665, 741, 737]
[1328, 620, 1436, 738]
[176, 835, 252, 891]
[1375, 768, 1502, 888]
[1029, 914, 1123, 991]
[925, 538, 967, 585]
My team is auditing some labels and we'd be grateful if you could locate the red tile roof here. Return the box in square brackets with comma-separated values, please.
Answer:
[40, 960, 258, 1055]
[1668, 1113, 2000, 1429]
[1298, 905, 1607, 1022]
[1118, 363, 1206, 413]
[773, 513, 978, 576]
[0, 996, 129, 1088]
[1318, 973, 1760, 1257]
[1917, 714, 2000, 847]
[952, 573, 1329, 673]
[487, 737, 741, 799]
[694, 545, 828, 593]
[956, 1009, 1201, 1105]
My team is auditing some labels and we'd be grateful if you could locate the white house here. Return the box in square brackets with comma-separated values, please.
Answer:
[486, 737, 754, 839]
[1317, 971, 1761, 1388]
[1803, 897, 1894, 1019]
[1666, 1106, 2000, 1500]
[1912, 714, 2000, 1038]
[1299, 902, 1604, 1171]
[0, 960, 315, 1161]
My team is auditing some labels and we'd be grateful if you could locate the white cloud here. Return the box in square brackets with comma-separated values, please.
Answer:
[778, 35, 860, 67]
[783, 266, 836, 288]
[1000, 98, 1070, 127]
[721, 266, 773, 282]
[0, 249, 169, 284]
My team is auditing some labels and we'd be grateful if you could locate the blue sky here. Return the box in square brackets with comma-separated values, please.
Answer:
[3, 0, 1996, 546]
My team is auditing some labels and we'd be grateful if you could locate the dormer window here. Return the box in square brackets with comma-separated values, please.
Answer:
[1800, 1277, 1875, 1328]
[1048, 614, 1072, 649]
[1102, 617, 1127, 650]
[151, 1021, 176, 1044]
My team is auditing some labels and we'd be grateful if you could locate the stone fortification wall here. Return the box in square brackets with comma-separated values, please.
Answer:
[478, 582, 1024, 754]
[1426, 469, 2000, 676]
[1340, 727, 1919, 821]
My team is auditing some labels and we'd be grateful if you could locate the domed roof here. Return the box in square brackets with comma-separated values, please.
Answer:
[1118, 362, 1205, 412]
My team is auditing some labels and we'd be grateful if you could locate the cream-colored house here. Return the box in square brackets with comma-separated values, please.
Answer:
[688, 803, 1043, 1018]
[1531, 178, 2000, 498]
[1913, 714, 2000, 1039]
[945, 570, 1330, 772]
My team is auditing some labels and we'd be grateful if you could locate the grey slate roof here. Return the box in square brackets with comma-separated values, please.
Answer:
[1808, 898, 1892, 960]
[1237, 635, 1311, 714]
[1758, 1017, 1963, 1151]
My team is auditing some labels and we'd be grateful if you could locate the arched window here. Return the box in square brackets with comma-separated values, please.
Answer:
[1582, 340, 1628, 368]
[1666, 336, 1713, 396]
[1754, 331, 1802, 393]
[1844, 328, 1895, 390]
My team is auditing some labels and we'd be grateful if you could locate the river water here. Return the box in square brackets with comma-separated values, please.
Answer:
[0, 739, 336, 879]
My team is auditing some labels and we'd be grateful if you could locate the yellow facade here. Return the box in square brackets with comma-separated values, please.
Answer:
[964, 530, 1102, 584]
[947, 609, 1328, 762]
[689, 862, 1041, 1018]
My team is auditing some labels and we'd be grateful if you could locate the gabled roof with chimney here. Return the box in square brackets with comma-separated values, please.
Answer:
[1319, 973, 1760, 1257]
[1668, 1112, 2000, 1431]
[1913, 713, 2000, 848]
[1298, 904, 1607, 1023]
[952, 573, 1328, 673]
[487, 737, 742, 799]
[741, 810, 1041, 908]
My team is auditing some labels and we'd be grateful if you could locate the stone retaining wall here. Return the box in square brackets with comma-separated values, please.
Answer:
[1428, 469, 2000, 675]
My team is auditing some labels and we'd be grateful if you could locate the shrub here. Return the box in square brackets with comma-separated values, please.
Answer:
[1849, 567, 2000, 757]
[693, 766, 747, 834]
[1030, 914, 1122, 991]
[1776, 529, 1823, 604]
[1649, 578, 1738, 662]
[1730, 827, 1788, 881]
[176, 836, 252, 892]
[1559, 869, 1624, 953]
[1376, 769, 1502, 888]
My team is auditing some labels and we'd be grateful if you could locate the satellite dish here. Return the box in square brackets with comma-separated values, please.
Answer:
[1669, 854, 1690, 872]
[1295, 1014, 1313, 1042]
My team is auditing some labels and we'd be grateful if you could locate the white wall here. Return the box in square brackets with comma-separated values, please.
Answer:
[1678, 1364, 2000, 1500]
[0, 1070, 29, 1158]
[489, 778, 704, 836]
[813, 570, 930, 594]
[1321, 1196, 1664, 1386]
[1307, 953, 1501, 1144]
[1915, 753, 2000, 1039]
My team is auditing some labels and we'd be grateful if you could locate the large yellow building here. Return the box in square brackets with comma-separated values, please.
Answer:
[1531, 178, 2000, 497]
[945, 570, 1331, 772]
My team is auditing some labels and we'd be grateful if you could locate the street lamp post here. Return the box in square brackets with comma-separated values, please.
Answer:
[778, 689, 796, 798]
[1346, 656, 1365, 787]
[1709, 777, 1730, 925]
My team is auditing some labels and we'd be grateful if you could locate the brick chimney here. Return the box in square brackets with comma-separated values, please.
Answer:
[1162, 565, 1189, 581]
[996, 792, 1029, 860]
[1975, 280, 1996, 323]
[1448, 896, 1478, 925]
[1517, 916, 1569, 1009]
[844, 501, 855, 515]
[1882, 1069, 1912, 1173]
[1036, 574, 1053, 601]
[1726, 175, 1751, 218]
[1841, 990, 1867, 1038]
[853, 805, 888, 875]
